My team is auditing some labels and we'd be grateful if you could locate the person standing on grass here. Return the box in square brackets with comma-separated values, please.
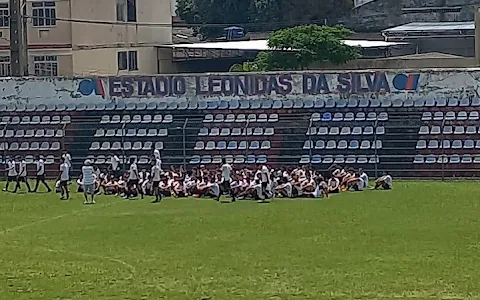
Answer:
[109, 153, 121, 178]
[82, 159, 96, 205]
[126, 157, 142, 199]
[33, 155, 52, 193]
[58, 157, 70, 200]
[13, 156, 31, 193]
[62, 150, 72, 169]
[151, 159, 162, 203]
[218, 158, 235, 202]
[3, 157, 17, 192]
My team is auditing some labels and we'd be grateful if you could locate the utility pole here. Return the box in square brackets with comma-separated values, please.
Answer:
[9, 0, 28, 76]
[475, 6, 480, 66]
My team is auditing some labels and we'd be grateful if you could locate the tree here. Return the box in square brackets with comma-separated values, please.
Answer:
[176, 0, 354, 39]
[252, 0, 353, 31]
[254, 25, 359, 71]
[176, 0, 254, 39]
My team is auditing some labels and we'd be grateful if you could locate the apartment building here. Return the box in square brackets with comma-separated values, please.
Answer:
[0, 0, 173, 76]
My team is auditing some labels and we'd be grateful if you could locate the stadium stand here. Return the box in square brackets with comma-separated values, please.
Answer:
[1, 96, 479, 178]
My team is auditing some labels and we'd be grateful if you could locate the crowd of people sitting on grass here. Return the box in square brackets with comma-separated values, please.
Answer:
[66, 150, 393, 205]
[2, 150, 393, 204]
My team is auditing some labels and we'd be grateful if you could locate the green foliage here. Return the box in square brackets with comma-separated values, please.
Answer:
[229, 62, 259, 72]
[176, 0, 353, 39]
[176, 0, 254, 39]
[255, 25, 360, 71]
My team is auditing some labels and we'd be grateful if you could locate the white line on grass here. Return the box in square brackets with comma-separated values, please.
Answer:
[40, 247, 136, 281]
[0, 200, 122, 235]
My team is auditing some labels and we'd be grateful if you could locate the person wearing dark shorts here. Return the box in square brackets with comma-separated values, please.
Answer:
[151, 160, 162, 203]
[33, 156, 52, 192]
[126, 157, 142, 199]
[58, 157, 70, 200]
[13, 157, 31, 193]
[3, 157, 17, 192]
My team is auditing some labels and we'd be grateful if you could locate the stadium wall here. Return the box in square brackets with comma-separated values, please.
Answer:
[0, 69, 478, 103]
[2, 69, 480, 179]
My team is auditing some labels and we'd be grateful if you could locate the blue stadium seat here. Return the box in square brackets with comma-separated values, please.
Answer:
[311, 155, 321, 164]
[190, 156, 201, 164]
[227, 141, 237, 150]
[349, 140, 359, 149]
[425, 155, 436, 163]
[321, 113, 332, 122]
[447, 98, 458, 107]
[450, 154, 460, 163]
[249, 141, 260, 150]
[261, 100, 272, 109]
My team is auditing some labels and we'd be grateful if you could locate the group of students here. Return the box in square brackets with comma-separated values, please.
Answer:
[2, 152, 73, 194]
[74, 150, 393, 204]
[2, 149, 393, 203]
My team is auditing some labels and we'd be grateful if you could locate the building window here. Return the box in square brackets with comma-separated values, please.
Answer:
[0, 3, 8, 28]
[34, 55, 58, 76]
[118, 51, 138, 71]
[32, 1, 56, 27]
[0, 56, 10, 76]
[116, 0, 136, 22]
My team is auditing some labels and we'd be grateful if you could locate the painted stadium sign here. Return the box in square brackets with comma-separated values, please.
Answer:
[0, 69, 479, 104]
[76, 72, 420, 99]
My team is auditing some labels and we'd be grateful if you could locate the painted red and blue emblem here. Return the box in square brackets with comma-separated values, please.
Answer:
[392, 73, 420, 91]
[78, 78, 105, 97]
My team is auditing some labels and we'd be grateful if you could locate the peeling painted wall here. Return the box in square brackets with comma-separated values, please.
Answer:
[1, 70, 480, 105]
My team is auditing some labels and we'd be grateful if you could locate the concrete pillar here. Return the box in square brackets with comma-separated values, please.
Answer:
[475, 6, 480, 65]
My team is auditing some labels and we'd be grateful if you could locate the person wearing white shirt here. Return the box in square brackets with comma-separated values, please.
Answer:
[33, 155, 52, 193]
[219, 158, 235, 202]
[13, 157, 31, 193]
[259, 164, 271, 203]
[359, 168, 369, 189]
[151, 160, 162, 203]
[62, 151, 72, 168]
[110, 154, 121, 178]
[82, 159, 96, 204]
[374, 172, 393, 190]
[126, 157, 142, 199]
[58, 157, 70, 200]
[3, 157, 17, 192]
[153, 149, 162, 171]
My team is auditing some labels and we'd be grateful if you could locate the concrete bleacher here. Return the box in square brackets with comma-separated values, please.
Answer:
[0, 96, 479, 178]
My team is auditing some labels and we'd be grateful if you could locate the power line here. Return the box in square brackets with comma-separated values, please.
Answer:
[22, 15, 340, 29]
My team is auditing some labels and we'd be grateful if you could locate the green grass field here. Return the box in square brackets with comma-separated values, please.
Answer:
[1, 181, 480, 300]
